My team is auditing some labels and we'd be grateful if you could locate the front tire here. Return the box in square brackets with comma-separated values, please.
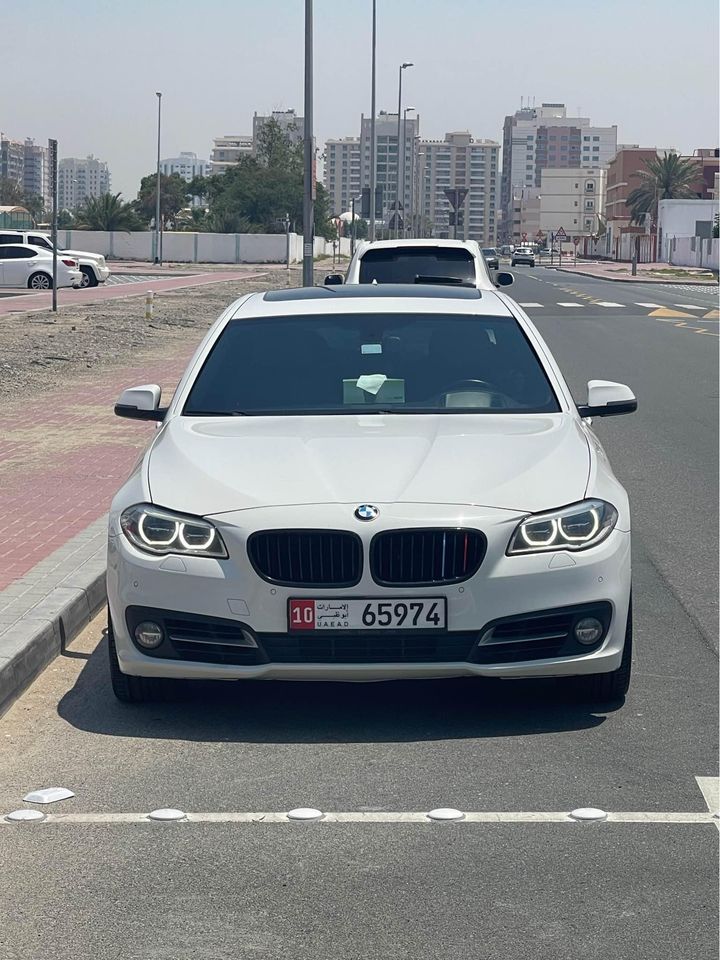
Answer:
[578, 598, 633, 703]
[28, 272, 52, 290]
[107, 618, 172, 703]
[79, 266, 98, 288]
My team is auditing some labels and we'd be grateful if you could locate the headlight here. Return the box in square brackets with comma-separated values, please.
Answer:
[507, 500, 618, 555]
[120, 504, 227, 558]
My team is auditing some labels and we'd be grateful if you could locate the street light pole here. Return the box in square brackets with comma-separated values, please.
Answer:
[409, 137, 420, 239]
[155, 92, 162, 266]
[395, 62, 413, 238]
[369, 0, 377, 242]
[302, 0, 314, 286]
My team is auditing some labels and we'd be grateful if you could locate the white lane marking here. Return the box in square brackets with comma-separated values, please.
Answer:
[518, 302, 543, 307]
[2, 810, 718, 825]
[635, 302, 663, 308]
[696, 776, 720, 828]
[557, 302, 585, 307]
[674, 304, 705, 310]
[594, 301, 624, 307]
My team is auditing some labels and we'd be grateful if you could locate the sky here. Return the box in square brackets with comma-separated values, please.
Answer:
[3, 0, 718, 199]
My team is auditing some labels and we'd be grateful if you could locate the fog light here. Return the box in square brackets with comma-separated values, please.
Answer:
[574, 617, 603, 645]
[134, 621, 164, 649]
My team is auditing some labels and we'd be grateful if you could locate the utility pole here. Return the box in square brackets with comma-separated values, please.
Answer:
[368, 0, 377, 242]
[155, 92, 162, 265]
[302, 0, 315, 286]
[394, 62, 413, 238]
[48, 138, 57, 312]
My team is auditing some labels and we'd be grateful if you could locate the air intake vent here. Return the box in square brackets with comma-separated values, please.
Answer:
[247, 530, 362, 587]
[370, 529, 486, 586]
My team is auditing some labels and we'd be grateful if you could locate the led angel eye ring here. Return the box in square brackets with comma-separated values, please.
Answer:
[520, 518, 558, 547]
[138, 512, 178, 547]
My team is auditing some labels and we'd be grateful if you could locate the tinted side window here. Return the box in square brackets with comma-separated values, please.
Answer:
[0, 234, 23, 245]
[29, 235, 53, 249]
[0, 246, 35, 259]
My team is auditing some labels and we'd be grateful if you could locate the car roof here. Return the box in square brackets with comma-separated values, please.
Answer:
[355, 238, 479, 252]
[235, 286, 514, 318]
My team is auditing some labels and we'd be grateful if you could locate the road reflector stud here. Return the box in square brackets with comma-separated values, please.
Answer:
[23, 787, 74, 804]
[287, 807, 324, 821]
[569, 807, 608, 822]
[5, 809, 46, 822]
[148, 808, 187, 821]
[427, 808, 465, 821]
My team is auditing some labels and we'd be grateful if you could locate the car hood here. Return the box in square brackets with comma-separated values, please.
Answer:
[147, 414, 590, 517]
[61, 248, 105, 264]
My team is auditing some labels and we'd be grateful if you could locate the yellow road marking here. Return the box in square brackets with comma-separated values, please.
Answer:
[702, 309, 719, 319]
[649, 307, 697, 319]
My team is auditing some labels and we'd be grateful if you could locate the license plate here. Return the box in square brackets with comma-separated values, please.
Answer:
[288, 598, 446, 631]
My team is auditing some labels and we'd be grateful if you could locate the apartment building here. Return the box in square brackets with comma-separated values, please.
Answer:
[209, 136, 253, 175]
[538, 168, 606, 238]
[160, 151, 211, 181]
[58, 156, 110, 209]
[501, 102, 617, 240]
[22, 139, 50, 209]
[324, 137, 362, 216]
[252, 110, 303, 150]
[418, 132, 499, 243]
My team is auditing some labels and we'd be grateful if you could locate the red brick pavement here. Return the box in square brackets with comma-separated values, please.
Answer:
[0, 270, 263, 317]
[0, 347, 194, 591]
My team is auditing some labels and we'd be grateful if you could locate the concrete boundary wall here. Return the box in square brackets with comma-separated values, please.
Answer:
[59, 231, 351, 264]
[661, 236, 719, 270]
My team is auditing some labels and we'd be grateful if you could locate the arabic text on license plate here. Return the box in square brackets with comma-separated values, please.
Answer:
[288, 598, 446, 631]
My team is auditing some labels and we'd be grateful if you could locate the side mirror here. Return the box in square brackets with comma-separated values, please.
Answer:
[324, 273, 344, 285]
[115, 384, 167, 421]
[496, 271, 514, 286]
[577, 380, 637, 418]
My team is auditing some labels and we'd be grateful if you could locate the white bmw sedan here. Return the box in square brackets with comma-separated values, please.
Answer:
[108, 285, 636, 703]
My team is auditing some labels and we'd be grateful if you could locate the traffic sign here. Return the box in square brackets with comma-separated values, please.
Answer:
[444, 187, 468, 209]
[555, 226, 568, 240]
[536, 230, 545, 239]
[521, 232, 528, 241]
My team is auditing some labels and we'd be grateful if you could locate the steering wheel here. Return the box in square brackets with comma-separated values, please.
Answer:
[436, 379, 513, 407]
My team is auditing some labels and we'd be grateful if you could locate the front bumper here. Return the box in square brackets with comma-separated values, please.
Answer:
[107, 504, 631, 682]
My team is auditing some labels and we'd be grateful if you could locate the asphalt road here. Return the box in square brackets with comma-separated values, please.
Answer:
[0, 266, 717, 960]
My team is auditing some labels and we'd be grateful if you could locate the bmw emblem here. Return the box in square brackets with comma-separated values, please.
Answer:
[354, 504, 379, 522]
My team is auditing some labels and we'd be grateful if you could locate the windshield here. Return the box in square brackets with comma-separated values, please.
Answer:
[183, 313, 560, 416]
[358, 247, 476, 285]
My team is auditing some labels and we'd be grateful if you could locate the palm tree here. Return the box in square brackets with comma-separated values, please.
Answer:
[74, 192, 141, 231]
[626, 154, 699, 226]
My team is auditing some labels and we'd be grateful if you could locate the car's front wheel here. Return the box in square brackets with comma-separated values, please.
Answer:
[28, 272, 52, 290]
[577, 597, 633, 703]
[79, 266, 98, 288]
[107, 618, 176, 703]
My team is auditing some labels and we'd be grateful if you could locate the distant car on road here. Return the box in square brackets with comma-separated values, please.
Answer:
[108, 283, 636, 704]
[511, 246, 536, 267]
[326, 239, 513, 290]
[0, 230, 110, 288]
[0, 243, 82, 289]
[499, 245, 515, 257]
[482, 247, 499, 270]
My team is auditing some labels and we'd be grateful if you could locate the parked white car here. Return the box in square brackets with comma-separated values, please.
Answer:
[0, 243, 82, 289]
[108, 283, 636, 704]
[326, 239, 513, 291]
[0, 230, 110, 287]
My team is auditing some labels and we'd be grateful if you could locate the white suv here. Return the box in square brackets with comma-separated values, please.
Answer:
[0, 230, 110, 288]
[326, 239, 512, 291]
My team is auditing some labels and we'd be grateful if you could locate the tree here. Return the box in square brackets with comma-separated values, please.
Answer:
[22, 194, 45, 223]
[74, 192, 142, 231]
[135, 173, 190, 226]
[0, 177, 25, 205]
[255, 117, 302, 173]
[626, 153, 700, 226]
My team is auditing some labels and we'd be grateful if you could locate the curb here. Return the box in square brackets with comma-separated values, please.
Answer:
[544, 266, 718, 285]
[0, 519, 107, 718]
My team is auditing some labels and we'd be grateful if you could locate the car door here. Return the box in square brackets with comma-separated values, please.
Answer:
[0, 246, 40, 287]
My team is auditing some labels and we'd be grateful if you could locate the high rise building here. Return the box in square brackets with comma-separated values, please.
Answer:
[58, 156, 110, 209]
[501, 103, 617, 241]
[22, 139, 50, 210]
[160, 151, 211, 180]
[418, 132, 499, 243]
[252, 109, 303, 150]
[0, 136, 25, 190]
[324, 137, 362, 216]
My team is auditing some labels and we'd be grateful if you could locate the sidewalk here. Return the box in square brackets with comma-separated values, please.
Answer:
[546, 259, 718, 284]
